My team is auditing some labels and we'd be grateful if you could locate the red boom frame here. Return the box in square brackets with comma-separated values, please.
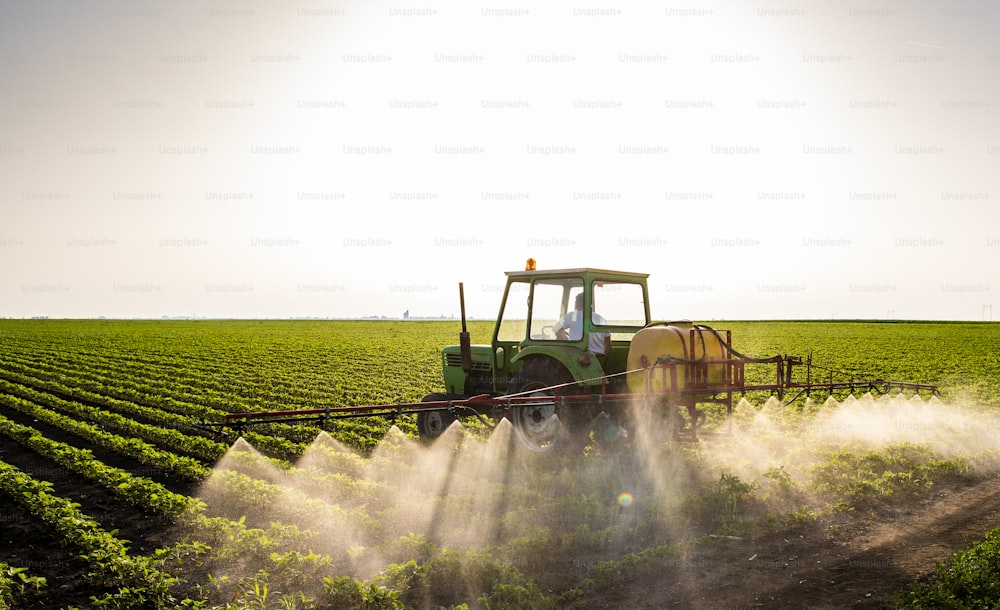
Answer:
[195, 328, 938, 440]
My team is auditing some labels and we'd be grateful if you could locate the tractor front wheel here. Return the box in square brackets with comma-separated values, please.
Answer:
[507, 359, 591, 452]
[416, 393, 456, 439]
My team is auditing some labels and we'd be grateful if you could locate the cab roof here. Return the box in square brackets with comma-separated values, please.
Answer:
[504, 267, 649, 279]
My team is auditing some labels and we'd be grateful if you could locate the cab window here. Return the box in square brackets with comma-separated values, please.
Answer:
[529, 278, 583, 340]
[592, 281, 647, 339]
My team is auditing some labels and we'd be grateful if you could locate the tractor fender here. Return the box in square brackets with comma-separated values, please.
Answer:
[510, 345, 607, 386]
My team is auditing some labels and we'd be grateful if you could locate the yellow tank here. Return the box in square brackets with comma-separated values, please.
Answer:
[626, 322, 729, 393]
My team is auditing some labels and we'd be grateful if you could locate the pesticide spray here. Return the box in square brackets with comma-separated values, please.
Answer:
[184, 391, 1000, 603]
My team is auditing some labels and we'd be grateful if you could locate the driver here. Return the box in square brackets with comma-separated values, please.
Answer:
[553, 293, 612, 356]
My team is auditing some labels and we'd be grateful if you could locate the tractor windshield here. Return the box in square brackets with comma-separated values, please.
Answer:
[496, 277, 585, 342]
[529, 278, 583, 340]
[592, 281, 648, 339]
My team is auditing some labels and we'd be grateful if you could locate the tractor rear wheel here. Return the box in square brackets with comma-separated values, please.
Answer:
[507, 359, 592, 452]
[416, 393, 456, 439]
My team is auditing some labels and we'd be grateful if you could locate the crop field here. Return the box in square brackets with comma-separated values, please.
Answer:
[1, 319, 1000, 608]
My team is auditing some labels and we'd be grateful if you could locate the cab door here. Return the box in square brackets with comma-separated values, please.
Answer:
[491, 279, 529, 391]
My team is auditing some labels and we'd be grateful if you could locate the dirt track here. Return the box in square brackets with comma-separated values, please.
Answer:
[577, 472, 1000, 609]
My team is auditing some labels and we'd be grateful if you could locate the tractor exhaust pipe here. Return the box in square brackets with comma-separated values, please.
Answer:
[459, 282, 472, 372]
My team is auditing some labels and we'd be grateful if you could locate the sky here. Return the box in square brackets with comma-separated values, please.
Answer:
[0, 0, 997, 321]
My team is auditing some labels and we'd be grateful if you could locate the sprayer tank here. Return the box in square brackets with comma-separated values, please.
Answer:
[625, 322, 730, 393]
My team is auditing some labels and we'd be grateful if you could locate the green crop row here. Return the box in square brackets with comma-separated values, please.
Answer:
[0, 354, 226, 421]
[0, 350, 307, 420]
[0, 412, 199, 516]
[0, 369, 226, 457]
[0, 320, 458, 411]
[0, 563, 46, 610]
[204, 468, 380, 546]
[0, 459, 195, 609]
[0, 354, 351, 457]
[0, 338, 422, 454]
[0, 389, 212, 481]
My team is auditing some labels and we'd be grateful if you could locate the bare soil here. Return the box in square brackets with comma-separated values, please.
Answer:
[574, 472, 1000, 609]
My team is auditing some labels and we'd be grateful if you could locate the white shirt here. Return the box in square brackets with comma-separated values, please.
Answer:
[554, 310, 609, 354]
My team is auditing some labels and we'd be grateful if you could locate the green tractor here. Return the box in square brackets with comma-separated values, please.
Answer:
[421, 264, 653, 451]
[199, 261, 939, 449]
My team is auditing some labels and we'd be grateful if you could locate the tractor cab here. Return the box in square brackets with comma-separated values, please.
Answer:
[492, 267, 651, 390]
[439, 265, 651, 399]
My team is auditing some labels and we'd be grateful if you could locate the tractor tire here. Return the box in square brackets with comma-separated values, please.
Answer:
[416, 393, 456, 439]
[506, 358, 595, 453]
